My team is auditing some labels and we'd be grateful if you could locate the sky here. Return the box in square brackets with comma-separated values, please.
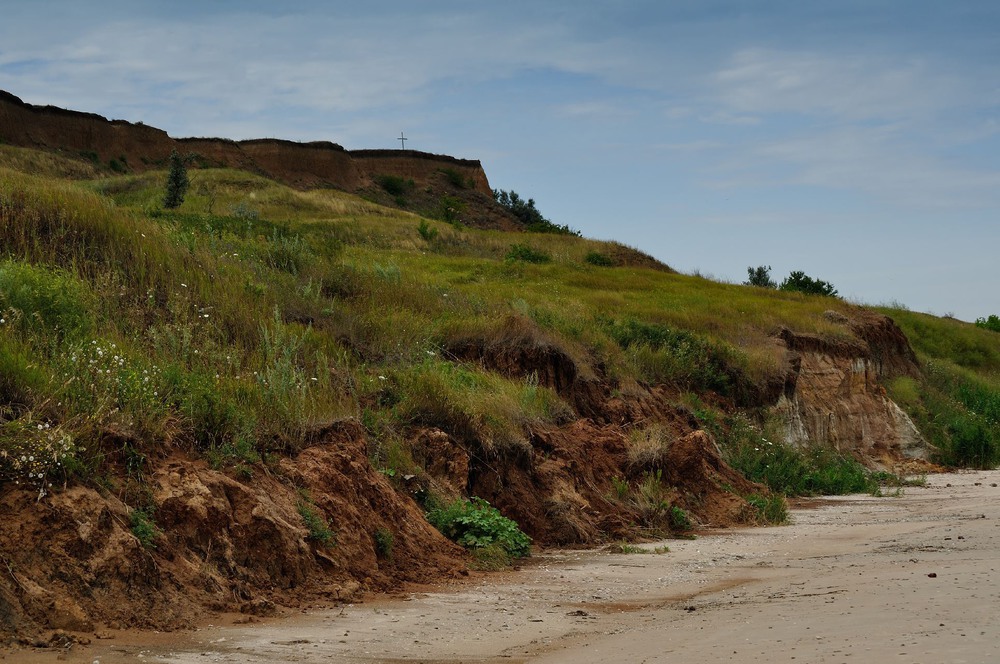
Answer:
[2, 1, 999, 321]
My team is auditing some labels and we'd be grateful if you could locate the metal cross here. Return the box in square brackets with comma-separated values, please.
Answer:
[398, 132, 408, 149]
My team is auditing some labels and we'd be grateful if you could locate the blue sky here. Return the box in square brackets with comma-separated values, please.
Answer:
[2, 1, 999, 320]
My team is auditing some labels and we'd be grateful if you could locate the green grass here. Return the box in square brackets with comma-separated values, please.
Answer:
[719, 414, 879, 496]
[881, 308, 1000, 468]
[0, 149, 996, 549]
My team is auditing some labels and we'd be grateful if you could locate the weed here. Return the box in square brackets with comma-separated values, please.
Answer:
[297, 497, 336, 546]
[626, 423, 673, 468]
[606, 541, 670, 554]
[744, 494, 788, 525]
[417, 219, 439, 242]
[505, 244, 551, 264]
[610, 475, 630, 500]
[374, 527, 394, 559]
[129, 508, 160, 548]
[668, 505, 693, 531]
[426, 496, 531, 558]
[720, 414, 878, 496]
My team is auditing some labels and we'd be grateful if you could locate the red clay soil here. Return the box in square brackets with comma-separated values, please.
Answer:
[0, 422, 465, 643]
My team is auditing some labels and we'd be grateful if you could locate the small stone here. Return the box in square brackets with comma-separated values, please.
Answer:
[928, 573, 937, 578]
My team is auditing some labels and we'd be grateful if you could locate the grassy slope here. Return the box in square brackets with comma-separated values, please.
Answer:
[0, 144, 997, 508]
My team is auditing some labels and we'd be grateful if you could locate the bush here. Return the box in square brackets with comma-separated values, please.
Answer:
[975, 315, 1000, 333]
[377, 175, 415, 197]
[426, 496, 531, 558]
[493, 189, 579, 236]
[505, 243, 551, 264]
[744, 265, 776, 288]
[441, 168, 470, 189]
[417, 220, 439, 242]
[584, 251, 614, 267]
[779, 270, 838, 297]
[0, 261, 92, 339]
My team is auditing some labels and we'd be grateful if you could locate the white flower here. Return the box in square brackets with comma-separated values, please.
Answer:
[378, 375, 387, 381]
[181, 283, 188, 288]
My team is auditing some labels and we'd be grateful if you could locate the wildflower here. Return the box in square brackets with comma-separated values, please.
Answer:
[378, 375, 387, 381]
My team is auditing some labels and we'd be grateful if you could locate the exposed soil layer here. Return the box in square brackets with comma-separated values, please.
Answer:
[11, 470, 998, 664]
[0, 422, 466, 643]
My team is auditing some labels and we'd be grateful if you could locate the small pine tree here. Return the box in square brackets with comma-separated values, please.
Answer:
[163, 149, 189, 209]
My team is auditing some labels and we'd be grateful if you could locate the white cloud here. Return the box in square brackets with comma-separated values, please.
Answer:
[714, 47, 966, 122]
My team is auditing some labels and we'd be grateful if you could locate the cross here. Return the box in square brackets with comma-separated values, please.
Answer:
[398, 132, 408, 149]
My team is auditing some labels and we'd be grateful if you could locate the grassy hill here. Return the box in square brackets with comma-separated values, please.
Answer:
[1, 140, 999, 635]
[2, 141, 998, 494]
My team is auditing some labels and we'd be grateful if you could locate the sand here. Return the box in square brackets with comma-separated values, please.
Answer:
[9, 469, 1000, 664]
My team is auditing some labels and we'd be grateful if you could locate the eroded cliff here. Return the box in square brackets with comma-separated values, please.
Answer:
[773, 311, 928, 465]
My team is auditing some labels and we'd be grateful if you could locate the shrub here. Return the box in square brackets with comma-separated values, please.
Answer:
[669, 505, 693, 531]
[744, 265, 776, 288]
[417, 219, 439, 242]
[0, 261, 92, 340]
[505, 243, 551, 264]
[975, 315, 1000, 333]
[426, 496, 531, 558]
[779, 271, 838, 297]
[584, 251, 614, 267]
[377, 175, 414, 197]
[439, 195, 466, 224]
[493, 189, 579, 235]
[441, 168, 470, 189]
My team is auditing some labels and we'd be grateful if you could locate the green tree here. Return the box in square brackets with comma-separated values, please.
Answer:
[975, 315, 1000, 333]
[744, 265, 777, 288]
[493, 188, 579, 236]
[163, 149, 189, 209]
[779, 271, 838, 297]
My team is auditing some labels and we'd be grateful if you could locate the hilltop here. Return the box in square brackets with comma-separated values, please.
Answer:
[0, 93, 999, 646]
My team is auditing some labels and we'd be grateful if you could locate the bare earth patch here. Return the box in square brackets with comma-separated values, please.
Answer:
[9, 470, 1000, 663]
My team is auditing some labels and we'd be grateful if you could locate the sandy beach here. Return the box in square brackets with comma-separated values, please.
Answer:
[10, 469, 1000, 664]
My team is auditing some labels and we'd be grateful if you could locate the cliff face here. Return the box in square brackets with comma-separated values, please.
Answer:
[0, 90, 492, 196]
[773, 311, 928, 465]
